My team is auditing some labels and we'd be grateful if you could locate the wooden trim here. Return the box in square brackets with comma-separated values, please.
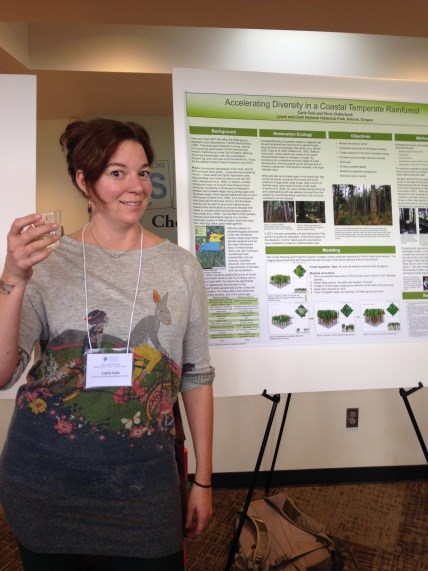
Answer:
[203, 465, 428, 488]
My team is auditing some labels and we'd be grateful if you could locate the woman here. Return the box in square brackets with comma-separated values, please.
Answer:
[0, 118, 214, 570]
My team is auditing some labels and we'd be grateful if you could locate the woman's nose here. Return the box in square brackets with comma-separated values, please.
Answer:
[129, 173, 151, 191]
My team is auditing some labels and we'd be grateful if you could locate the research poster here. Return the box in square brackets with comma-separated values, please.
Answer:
[185, 91, 428, 348]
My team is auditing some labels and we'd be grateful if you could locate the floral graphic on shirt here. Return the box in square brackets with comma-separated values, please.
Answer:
[29, 398, 47, 414]
[54, 418, 73, 434]
[18, 290, 179, 444]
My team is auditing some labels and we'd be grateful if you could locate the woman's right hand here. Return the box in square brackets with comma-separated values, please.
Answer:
[3, 213, 60, 284]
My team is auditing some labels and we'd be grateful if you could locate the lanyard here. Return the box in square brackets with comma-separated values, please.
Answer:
[81, 224, 144, 353]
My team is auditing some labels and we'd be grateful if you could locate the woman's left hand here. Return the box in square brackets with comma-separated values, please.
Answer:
[184, 484, 213, 539]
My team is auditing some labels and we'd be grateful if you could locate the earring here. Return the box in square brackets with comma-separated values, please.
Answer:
[87, 200, 92, 214]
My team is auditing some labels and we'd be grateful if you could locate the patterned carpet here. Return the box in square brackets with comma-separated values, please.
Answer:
[185, 481, 428, 571]
[1, 480, 427, 570]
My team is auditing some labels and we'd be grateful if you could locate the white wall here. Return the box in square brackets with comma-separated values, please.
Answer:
[207, 388, 428, 472]
[0, 75, 36, 269]
[0, 116, 426, 471]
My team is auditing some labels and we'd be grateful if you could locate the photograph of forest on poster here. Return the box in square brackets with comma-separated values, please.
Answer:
[333, 184, 392, 226]
[263, 201, 295, 223]
[296, 201, 325, 224]
[399, 208, 417, 234]
[419, 208, 428, 234]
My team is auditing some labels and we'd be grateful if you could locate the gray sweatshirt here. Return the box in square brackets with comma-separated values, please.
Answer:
[0, 236, 214, 557]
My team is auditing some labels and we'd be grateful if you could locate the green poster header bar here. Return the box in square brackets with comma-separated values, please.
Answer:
[266, 246, 396, 254]
[395, 134, 428, 142]
[259, 129, 326, 139]
[402, 292, 428, 300]
[190, 126, 257, 137]
[329, 132, 392, 141]
[186, 93, 428, 126]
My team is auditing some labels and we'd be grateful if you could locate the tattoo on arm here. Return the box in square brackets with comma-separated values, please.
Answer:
[17, 347, 27, 368]
[0, 280, 15, 295]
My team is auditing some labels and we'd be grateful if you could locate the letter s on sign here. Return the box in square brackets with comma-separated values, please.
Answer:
[150, 172, 167, 200]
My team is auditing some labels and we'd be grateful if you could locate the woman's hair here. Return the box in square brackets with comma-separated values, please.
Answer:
[59, 118, 155, 198]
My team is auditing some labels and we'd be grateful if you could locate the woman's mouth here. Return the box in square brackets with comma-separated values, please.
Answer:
[120, 200, 142, 207]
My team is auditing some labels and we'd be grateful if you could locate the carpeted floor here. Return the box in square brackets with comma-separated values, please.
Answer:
[1, 480, 427, 570]
[185, 481, 428, 571]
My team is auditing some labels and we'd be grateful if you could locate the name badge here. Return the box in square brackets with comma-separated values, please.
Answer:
[85, 352, 133, 389]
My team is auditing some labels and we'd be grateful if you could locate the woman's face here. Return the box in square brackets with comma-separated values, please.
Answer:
[81, 139, 152, 228]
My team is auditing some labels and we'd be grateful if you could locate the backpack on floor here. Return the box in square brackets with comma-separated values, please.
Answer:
[232, 492, 355, 570]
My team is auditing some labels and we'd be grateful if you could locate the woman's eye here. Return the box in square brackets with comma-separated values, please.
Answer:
[140, 170, 151, 179]
[111, 170, 123, 178]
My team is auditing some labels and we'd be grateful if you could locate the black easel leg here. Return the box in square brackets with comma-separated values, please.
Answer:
[224, 391, 281, 571]
[265, 393, 292, 495]
[399, 383, 428, 463]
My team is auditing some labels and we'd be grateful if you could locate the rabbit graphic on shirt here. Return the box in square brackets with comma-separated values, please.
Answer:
[130, 289, 171, 353]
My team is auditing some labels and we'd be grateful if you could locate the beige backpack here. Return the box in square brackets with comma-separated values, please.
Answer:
[232, 493, 355, 570]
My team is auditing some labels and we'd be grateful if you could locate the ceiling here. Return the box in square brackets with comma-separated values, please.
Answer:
[1, 0, 428, 119]
[3, 0, 428, 35]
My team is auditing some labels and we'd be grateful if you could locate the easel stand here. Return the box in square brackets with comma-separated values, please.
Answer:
[225, 390, 290, 571]
[399, 382, 427, 463]
[225, 383, 427, 570]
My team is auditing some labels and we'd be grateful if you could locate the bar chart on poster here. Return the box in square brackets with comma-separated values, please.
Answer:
[173, 68, 428, 397]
